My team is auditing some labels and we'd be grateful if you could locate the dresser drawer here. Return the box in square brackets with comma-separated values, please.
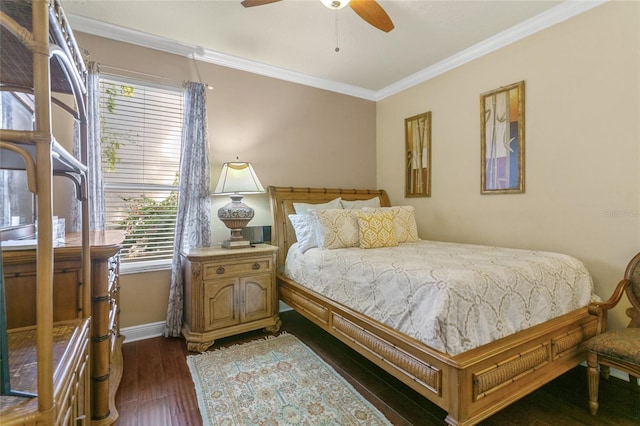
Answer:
[202, 257, 272, 280]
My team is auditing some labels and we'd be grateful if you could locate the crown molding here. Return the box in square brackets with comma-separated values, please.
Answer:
[69, 14, 197, 58]
[198, 48, 379, 100]
[67, 13, 378, 100]
[68, 0, 606, 102]
[375, 0, 607, 100]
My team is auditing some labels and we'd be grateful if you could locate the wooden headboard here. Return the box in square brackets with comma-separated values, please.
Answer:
[268, 186, 391, 270]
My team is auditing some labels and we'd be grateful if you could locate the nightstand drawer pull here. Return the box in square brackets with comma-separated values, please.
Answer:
[252, 263, 260, 270]
[216, 266, 225, 274]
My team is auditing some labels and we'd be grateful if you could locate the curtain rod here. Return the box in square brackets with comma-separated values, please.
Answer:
[99, 62, 213, 90]
[98, 64, 185, 88]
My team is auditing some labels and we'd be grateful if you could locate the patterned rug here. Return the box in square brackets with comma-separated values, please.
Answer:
[187, 333, 392, 425]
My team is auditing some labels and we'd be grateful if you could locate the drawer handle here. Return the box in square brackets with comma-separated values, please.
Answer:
[216, 266, 225, 274]
[252, 263, 260, 270]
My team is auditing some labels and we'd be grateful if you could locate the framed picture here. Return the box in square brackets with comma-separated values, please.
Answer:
[480, 81, 525, 194]
[405, 111, 431, 197]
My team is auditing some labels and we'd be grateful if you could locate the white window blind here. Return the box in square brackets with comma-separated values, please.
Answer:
[99, 75, 183, 263]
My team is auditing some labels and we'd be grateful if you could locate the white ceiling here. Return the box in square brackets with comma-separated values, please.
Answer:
[61, 0, 605, 100]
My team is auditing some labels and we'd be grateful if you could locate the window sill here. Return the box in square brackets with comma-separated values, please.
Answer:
[120, 259, 172, 275]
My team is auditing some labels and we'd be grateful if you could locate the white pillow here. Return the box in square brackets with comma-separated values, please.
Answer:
[293, 197, 342, 215]
[311, 209, 360, 249]
[288, 214, 318, 253]
[341, 197, 381, 210]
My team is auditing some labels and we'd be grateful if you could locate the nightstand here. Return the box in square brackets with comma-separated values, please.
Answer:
[181, 244, 281, 352]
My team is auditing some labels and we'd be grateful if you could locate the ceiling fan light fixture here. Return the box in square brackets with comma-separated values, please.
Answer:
[321, 0, 350, 10]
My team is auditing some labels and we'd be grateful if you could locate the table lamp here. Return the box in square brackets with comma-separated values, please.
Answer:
[212, 161, 264, 248]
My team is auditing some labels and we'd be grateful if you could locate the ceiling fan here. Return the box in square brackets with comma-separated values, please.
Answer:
[240, 0, 394, 33]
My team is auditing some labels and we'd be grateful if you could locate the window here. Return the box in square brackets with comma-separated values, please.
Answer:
[0, 92, 36, 230]
[99, 75, 183, 267]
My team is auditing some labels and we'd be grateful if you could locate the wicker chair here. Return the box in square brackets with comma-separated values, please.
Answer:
[585, 251, 640, 415]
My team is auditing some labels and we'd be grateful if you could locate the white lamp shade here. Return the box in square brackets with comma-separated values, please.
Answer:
[213, 162, 265, 194]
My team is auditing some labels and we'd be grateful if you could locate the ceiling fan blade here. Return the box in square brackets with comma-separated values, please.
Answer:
[241, 0, 282, 7]
[349, 0, 394, 33]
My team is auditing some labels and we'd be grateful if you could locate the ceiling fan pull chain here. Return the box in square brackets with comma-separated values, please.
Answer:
[334, 11, 340, 52]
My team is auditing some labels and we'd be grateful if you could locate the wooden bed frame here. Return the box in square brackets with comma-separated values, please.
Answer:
[269, 186, 598, 425]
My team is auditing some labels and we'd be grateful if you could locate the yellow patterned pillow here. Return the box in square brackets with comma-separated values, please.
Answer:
[362, 206, 419, 243]
[357, 210, 398, 249]
[311, 209, 360, 249]
[390, 206, 419, 243]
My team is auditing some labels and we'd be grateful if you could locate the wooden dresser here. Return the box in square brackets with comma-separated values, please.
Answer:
[182, 244, 281, 352]
[2, 230, 125, 425]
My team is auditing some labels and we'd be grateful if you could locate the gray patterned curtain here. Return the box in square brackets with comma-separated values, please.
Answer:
[164, 82, 212, 337]
[72, 61, 105, 231]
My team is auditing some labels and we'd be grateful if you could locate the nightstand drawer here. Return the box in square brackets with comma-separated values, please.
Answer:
[202, 257, 272, 279]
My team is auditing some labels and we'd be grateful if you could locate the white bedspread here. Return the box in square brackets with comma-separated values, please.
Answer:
[284, 240, 595, 355]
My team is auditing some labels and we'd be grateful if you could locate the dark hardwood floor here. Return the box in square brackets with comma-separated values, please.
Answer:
[114, 310, 640, 425]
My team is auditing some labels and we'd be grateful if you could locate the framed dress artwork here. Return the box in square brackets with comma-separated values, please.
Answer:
[405, 111, 431, 197]
[480, 81, 525, 194]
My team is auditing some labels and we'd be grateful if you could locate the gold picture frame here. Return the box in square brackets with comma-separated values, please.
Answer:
[405, 111, 431, 197]
[480, 81, 525, 194]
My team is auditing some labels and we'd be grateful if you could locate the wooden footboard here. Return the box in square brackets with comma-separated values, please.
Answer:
[279, 275, 598, 425]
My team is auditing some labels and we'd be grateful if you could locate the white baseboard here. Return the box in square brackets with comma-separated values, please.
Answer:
[120, 321, 166, 344]
[279, 301, 292, 312]
[608, 367, 633, 383]
[579, 361, 636, 383]
[120, 306, 292, 344]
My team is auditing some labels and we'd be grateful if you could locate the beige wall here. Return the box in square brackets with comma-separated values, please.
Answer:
[377, 1, 640, 329]
[72, 1, 639, 330]
[74, 32, 377, 328]
[118, 270, 171, 327]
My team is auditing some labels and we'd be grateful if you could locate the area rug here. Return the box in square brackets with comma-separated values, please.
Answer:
[186, 333, 392, 425]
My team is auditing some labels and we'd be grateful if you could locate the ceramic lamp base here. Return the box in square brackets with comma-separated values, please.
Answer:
[221, 238, 252, 249]
[218, 194, 254, 249]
